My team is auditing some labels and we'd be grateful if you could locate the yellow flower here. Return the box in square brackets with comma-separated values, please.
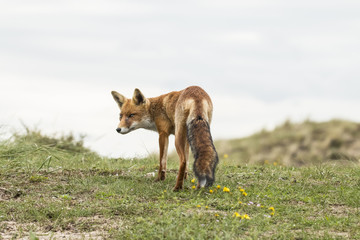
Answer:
[233, 212, 241, 218]
[242, 191, 248, 196]
[223, 187, 230, 192]
[191, 178, 196, 183]
[223, 154, 229, 159]
[192, 185, 196, 189]
[234, 212, 250, 219]
[209, 189, 213, 194]
[269, 207, 275, 216]
[217, 185, 221, 189]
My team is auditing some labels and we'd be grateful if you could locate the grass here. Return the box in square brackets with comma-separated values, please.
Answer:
[1, 127, 360, 239]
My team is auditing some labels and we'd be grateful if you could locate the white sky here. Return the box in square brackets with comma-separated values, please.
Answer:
[1, 0, 360, 157]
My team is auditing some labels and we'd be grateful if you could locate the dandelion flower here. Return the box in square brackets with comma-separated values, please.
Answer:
[192, 185, 196, 189]
[209, 189, 213, 194]
[217, 185, 221, 189]
[223, 187, 230, 192]
[233, 212, 241, 218]
[191, 178, 196, 183]
[269, 207, 275, 216]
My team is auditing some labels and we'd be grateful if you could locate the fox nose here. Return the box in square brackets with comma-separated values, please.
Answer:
[116, 128, 122, 133]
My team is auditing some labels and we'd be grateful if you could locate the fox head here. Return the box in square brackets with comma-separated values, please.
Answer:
[111, 88, 155, 134]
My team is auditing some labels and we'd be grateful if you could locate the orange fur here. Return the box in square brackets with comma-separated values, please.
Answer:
[111, 86, 218, 190]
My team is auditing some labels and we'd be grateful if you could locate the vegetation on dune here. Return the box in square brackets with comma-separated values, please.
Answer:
[0, 122, 360, 239]
[12, 126, 90, 153]
[216, 119, 360, 167]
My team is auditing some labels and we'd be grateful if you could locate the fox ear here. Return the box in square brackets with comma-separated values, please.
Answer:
[111, 91, 126, 109]
[132, 88, 146, 105]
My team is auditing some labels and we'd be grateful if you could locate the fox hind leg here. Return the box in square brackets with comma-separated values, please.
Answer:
[184, 142, 190, 180]
[173, 125, 188, 191]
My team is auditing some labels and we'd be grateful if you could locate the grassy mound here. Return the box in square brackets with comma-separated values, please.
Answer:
[215, 119, 360, 166]
[0, 128, 103, 173]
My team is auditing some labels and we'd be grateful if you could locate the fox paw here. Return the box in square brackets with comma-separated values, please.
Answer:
[155, 172, 166, 181]
[172, 185, 183, 192]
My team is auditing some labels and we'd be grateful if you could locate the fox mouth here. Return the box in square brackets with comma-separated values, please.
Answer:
[119, 128, 131, 134]
[117, 126, 135, 134]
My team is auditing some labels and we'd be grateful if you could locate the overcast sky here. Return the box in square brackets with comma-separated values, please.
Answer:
[1, 0, 360, 157]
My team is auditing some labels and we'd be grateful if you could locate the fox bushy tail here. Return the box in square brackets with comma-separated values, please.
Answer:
[187, 116, 219, 187]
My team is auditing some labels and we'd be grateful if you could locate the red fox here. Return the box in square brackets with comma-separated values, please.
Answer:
[111, 86, 219, 190]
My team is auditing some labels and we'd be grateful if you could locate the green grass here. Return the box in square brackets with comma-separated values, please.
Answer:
[1, 129, 360, 239]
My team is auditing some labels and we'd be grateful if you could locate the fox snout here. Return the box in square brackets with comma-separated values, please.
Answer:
[115, 127, 131, 134]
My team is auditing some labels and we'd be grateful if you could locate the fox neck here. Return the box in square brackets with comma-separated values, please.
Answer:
[146, 93, 180, 135]
[140, 118, 157, 132]
[139, 98, 157, 132]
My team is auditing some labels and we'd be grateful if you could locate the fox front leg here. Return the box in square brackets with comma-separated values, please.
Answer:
[156, 132, 169, 181]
